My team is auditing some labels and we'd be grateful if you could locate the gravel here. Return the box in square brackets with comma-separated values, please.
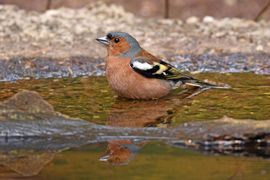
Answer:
[0, 2, 269, 81]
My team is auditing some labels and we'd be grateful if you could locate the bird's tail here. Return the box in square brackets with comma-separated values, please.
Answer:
[183, 78, 231, 89]
[174, 76, 231, 98]
[175, 76, 231, 89]
[170, 75, 231, 98]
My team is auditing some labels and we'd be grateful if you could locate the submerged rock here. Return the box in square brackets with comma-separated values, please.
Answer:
[2, 90, 54, 114]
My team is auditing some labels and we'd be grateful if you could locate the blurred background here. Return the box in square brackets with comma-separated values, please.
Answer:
[0, 0, 270, 20]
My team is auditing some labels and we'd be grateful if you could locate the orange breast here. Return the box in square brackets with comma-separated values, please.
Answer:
[105, 56, 172, 99]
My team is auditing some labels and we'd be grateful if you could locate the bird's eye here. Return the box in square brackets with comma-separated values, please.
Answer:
[114, 38, 120, 43]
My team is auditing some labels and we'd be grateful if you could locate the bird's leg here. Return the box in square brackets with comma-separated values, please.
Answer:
[175, 85, 200, 99]
[176, 88, 190, 95]
[185, 87, 211, 99]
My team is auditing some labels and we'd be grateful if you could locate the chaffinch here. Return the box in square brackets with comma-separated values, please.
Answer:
[96, 32, 228, 100]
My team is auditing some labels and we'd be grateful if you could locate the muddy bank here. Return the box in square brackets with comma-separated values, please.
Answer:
[0, 3, 270, 81]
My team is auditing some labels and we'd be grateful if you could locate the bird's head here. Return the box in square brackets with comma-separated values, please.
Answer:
[96, 32, 141, 57]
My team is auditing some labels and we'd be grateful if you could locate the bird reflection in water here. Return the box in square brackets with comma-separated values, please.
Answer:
[99, 88, 197, 165]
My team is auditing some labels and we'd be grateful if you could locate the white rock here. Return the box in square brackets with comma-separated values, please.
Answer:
[186, 16, 199, 24]
[256, 45, 264, 51]
[203, 16, 215, 23]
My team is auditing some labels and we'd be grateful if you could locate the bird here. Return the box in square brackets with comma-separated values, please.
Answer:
[96, 32, 229, 100]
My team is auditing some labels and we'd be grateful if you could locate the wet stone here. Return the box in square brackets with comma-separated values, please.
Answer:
[0, 56, 105, 81]
[0, 52, 270, 81]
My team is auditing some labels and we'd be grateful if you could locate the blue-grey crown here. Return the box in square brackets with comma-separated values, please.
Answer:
[106, 32, 141, 57]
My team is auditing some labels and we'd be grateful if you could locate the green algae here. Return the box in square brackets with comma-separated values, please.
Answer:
[173, 73, 270, 123]
[0, 73, 269, 126]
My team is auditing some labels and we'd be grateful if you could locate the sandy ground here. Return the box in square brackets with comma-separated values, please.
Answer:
[0, 2, 270, 81]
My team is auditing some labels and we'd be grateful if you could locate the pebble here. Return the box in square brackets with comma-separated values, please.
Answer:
[203, 16, 215, 23]
[186, 16, 199, 24]
[256, 45, 264, 51]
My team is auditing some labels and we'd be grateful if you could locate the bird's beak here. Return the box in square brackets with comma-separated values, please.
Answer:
[96, 36, 109, 45]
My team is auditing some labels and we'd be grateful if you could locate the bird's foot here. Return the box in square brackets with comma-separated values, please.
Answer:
[185, 87, 211, 99]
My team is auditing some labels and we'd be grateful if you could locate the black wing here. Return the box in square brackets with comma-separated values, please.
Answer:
[130, 57, 193, 81]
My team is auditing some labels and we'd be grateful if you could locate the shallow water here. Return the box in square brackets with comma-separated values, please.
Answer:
[0, 73, 269, 124]
[40, 142, 270, 180]
[0, 73, 269, 178]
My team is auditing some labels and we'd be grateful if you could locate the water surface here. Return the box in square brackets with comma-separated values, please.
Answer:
[0, 73, 269, 178]
[0, 73, 269, 125]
